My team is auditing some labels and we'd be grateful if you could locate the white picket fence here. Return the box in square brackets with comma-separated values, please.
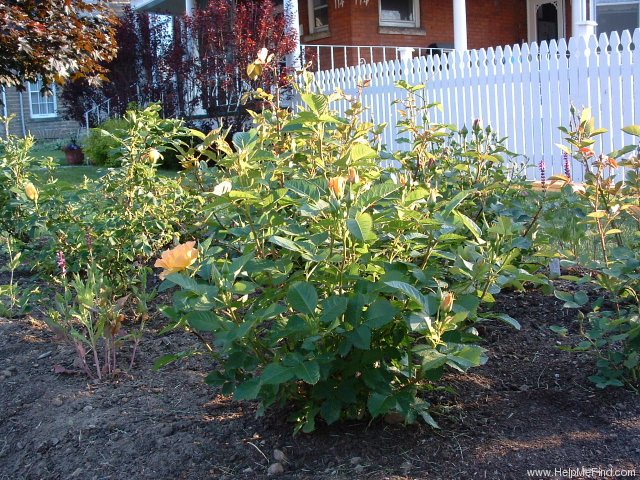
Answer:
[306, 29, 640, 181]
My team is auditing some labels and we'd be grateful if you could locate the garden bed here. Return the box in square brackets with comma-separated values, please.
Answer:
[1, 285, 638, 480]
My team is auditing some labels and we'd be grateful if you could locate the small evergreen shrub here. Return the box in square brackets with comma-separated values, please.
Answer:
[84, 117, 129, 167]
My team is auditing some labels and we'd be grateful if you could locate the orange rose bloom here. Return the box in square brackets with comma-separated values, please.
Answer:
[347, 167, 359, 184]
[579, 147, 595, 157]
[148, 148, 162, 162]
[329, 176, 346, 198]
[25, 182, 38, 202]
[154, 241, 199, 280]
[441, 292, 455, 312]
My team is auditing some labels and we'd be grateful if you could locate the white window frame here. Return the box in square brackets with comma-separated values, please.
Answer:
[379, 0, 420, 28]
[1, 87, 7, 118]
[595, 0, 640, 35]
[28, 80, 57, 119]
[308, 0, 329, 34]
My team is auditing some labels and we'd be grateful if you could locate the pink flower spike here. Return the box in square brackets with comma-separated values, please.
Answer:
[56, 251, 67, 277]
[563, 152, 571, 180]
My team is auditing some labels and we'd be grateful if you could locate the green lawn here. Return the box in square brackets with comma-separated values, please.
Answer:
[31, 139, 68, 165]
[40, 165, 109, 191]
[31, 140, 177, 191]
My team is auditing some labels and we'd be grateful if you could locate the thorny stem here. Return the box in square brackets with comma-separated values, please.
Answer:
[593, 179, 610, 265]
[190, 328, 214, 352]
[244, 205, 265, 258]
[522, 198, 545, 239]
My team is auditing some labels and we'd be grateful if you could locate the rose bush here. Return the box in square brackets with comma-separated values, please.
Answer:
[157, 71, 547, 432]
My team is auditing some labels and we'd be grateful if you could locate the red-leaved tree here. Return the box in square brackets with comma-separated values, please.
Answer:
[62, 0, 296, 128]
[182, 0, 297, 116]
[61, 8, 176, 124]
[0, 0, 118, 89]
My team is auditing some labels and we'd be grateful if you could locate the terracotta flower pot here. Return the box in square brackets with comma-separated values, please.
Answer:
[64, 147, 85, 165]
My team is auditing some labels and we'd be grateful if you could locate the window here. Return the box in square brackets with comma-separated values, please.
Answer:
[1, 87, 6, 118]
[308, 0, 329, 33]
[379, 0, 419, 28]
[596, 1, 640, 36]
[28, 80, 57, 118]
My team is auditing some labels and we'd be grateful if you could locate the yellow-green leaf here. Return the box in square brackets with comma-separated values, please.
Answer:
[587, 211, 607, 218]
[622, 125, 640, 137]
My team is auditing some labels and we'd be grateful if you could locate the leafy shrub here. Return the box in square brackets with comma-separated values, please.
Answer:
[550, 110, 640, 389]
[0, 117, 43, 239]
[84, 117, 129, 167]
[84, 105, 192, 169]
[158, 74, 546, 432]
[0, 232, 36, 318]
[30, 105, 205, 287]
[46, 260, 155, 379]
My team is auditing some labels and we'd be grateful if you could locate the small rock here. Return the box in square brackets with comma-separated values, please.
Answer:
[267, 463, 284, 475]
[37, 351, 52, 360]
[83, 405, 93, 413]
[7, 365, 17, 373]
[242, 467, 253, 474]
[350, 457, 362, 465]
[384, 412, 405, 425]
[70, 468, 83, 477]
[52, 397, 63, 407]
[2, 369, 12, 377]
[400, 460, 412, 472]
[273, 449, 286, 462]
[50, 437, 60, 446]
[354, 464, 365, 474]
[160, 425, 174, 437]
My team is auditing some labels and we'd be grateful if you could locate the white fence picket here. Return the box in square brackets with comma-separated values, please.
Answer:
[301, 30, 639, 180]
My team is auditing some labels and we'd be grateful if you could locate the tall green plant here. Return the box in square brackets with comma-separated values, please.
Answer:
[551, 111, 640, 389]
[157, 62, 544, 432]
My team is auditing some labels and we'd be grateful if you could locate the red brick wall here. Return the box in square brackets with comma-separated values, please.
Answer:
[300, 0, 580, 54]
[466, 0, 528, 49]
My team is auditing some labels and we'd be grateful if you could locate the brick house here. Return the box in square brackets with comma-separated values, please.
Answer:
[298, 0, 640, 50]
[300, 0, 577, 51]
[133, 0, 640, 70]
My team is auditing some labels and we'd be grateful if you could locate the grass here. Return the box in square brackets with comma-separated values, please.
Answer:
[31, 139, 68, 165]
[40, 166, 109, 191]
[31, 139, 179, 192]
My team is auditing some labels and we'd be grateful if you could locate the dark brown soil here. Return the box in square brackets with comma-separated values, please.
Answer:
[1, 287, 638, 480]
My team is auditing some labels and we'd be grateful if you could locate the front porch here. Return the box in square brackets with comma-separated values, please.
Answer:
[132, 0, 595, 54]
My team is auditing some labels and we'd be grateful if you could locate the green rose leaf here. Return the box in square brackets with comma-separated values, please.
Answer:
[288, 281, 318, 316]
[185, 311, 222, 332]
[260, 363, 295, 385]
[365, 299, 397, 329]
[320, 398, 342, 425]
[347, 212, 376, 243]
[235, 378, 261, 400]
